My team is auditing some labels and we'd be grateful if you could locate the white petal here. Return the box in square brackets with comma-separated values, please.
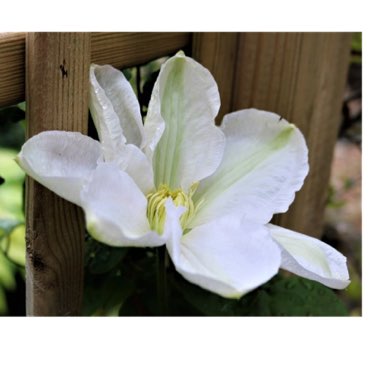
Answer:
[80, 163, 166, 247]
[144, 51, 225, 191]
[190, 109, 309, 227]
[89, 64, 144, 158]
[167, 216, 281, 298]
[268, 224, 350, 289]
[112, 144, 154, 194]
[89, 64, 154, 187]
[16, 131, 102, 206]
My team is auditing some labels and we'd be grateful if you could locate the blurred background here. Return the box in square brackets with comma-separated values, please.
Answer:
[0, 33, 361, 316]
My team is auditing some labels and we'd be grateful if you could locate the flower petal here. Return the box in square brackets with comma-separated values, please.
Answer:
[80, 163, 168, 247]
[16, 131, 102, 206]
[167, 216, 281, 298]
[144, 51, 225, 191]
[190, 109, 308, 227]
[89, 64, 144, 158]
[112, 144, 154, 195]
[268, 224, 350, 289]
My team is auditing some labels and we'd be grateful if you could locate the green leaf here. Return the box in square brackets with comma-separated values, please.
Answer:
[0, 254, 16, 290]
[0, 219, 23, 238]
[140, 70, 159, 111]
[118, 251, 160, 316]
[118, 285, 157, 316]
[17, 102, 26, 112]
[0, 286, 8, 315]
[351, 32, 362, 52]
[169, 271, 240, 316]
[85, 237, 127, 275]
[5, 224, 25, 266]
[82, 236, 349, 316]
[83, 239, 161, 316]
[122, 67, 138, 96]
[250, 276, 349, 316]
[0, 106, 25, 150]
[169, 271, 348, 316]
[82, 271, 134, 316]
[0, 148, 25, 221]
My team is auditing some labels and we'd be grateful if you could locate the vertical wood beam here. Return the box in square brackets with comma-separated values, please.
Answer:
[26, 33, 90, 316]
[232, 33, 352, 237]
[192, 32, 239, 124]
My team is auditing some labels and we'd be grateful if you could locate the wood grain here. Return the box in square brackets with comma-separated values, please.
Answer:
[192, 32, 239, 124]
[0, 32, 190, 108]
[91, 32, 190, 68]
[0, 32, 25, 107]
[25, 33, 90, 316]
[232, 33, 352, 237]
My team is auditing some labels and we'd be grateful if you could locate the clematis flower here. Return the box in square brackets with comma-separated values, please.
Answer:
[16, 51, 350, 298]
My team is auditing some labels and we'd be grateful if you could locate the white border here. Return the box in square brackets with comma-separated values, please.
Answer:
[0, 0, 368, 31]
[1, 1, 377, 379]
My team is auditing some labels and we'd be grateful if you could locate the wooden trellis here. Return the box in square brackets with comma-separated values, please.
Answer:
[0, 32, 352, 316]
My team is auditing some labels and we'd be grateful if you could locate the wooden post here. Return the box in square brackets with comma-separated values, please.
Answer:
[231, 33, 352, 238]
[192, 33, 239, 124]
[25, 33, 90, 316]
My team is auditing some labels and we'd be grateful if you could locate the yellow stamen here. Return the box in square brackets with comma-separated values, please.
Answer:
[147, 184, 197, 234]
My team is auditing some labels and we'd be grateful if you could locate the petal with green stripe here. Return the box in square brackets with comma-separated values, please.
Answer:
[145, 52, 225, 192]
[190, 109, 309, 227]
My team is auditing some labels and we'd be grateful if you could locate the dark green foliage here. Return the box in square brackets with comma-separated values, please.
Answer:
[122, 58, 167, 118]
[0, 219, 25, 315]
[139, 70, 159, 115]
[0, 105, 25, 150]
[254, 276, 348, 316]
[0, 104, 26, 315]
[83, 236, 348, 317]
[82, 237, 129, 315]
[82, 269, 133, 316]
[170, 272, 348, 317]
[351, 32, 362, 52]
[85, 237, 127, 275]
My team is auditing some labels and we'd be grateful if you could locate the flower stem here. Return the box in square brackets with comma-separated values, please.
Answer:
[156, 246, 168, 316]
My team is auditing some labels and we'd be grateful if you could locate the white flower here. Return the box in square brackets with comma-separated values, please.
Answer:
[17, 51, 350, 298]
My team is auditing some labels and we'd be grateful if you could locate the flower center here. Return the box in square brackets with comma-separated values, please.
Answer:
[147, 184, 197, 234]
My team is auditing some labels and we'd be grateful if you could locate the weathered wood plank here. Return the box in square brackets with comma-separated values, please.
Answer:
[192, 32, 239, 124]
[91, 32, 191, 68]
[25, 33, 90, 316]
[232, 32, 352, 237]
[0, 32, 25, 107]
[0, 32, 191, 108]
